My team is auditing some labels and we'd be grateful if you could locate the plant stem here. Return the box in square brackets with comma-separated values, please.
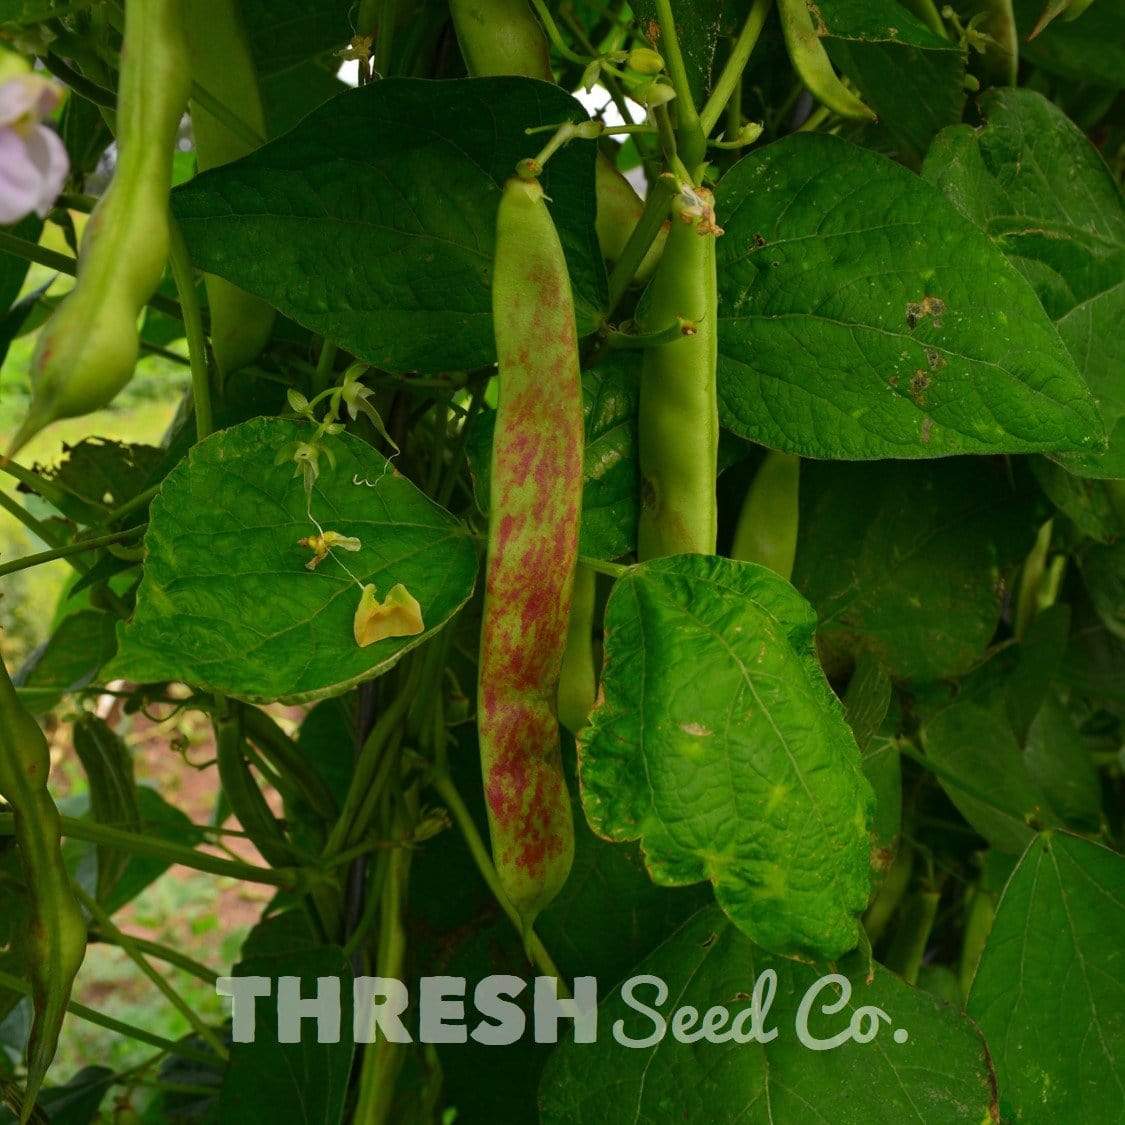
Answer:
[89, 928, 219, 985]
[605, 173, 678, 315]
[653, 0, 705, 167]
[700, 0, 772, 134]
[578, 554, 629, 579]
[75, 885, 230, 1061]
[429, 769, 569, 996]
[0, 969, 218, 1066]
[313, 339, 338, 395]
[168, 219, 213, 441]
[529, 0, 589, 65]
[0, 526, 145, 580]
[0, 812, 301, 888]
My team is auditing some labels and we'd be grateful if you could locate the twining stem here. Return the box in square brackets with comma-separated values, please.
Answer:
[700, 0, 772, 134]
[653, 0, 705, 167]
[0, 230, 184, 321]
[168, 218, 213, 440]
[89, 928, 219, 985]
[605, 173, 678, 314]
[74, 885, 230, 1061]
[0, 812, 301, 888]
[0, 526, 145, 580]
[429, 769, 570, 997]
[0, 969, 218, 1066]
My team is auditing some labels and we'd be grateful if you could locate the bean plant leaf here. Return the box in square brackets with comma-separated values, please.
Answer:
[578, 555, 874, 961]
[1081, 538, 1125, 638]
[792, 459, 1041, 681]
[241, 0, 353, 76]
[173, 77, 605, 375]
[716, 133, 1103, 460]
[540, 905, 998, 1125]
[925, 88, 1125, 478]
[219, 946, 354, 1125]
[921, 702, 1058, 854]
[108, 417, 478, 704]
[816, 0, 966, 159]
[1012, 0, 1125, 87]
[1024, 692, 1103, 831]
[13, 610, 118, 714]
[968, 832, 1125, 1123]
[468, 356, 639, 560]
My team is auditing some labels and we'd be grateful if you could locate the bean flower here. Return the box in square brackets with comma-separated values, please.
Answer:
[0, 72, 68, 225]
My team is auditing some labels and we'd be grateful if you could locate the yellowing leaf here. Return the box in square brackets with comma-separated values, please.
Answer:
[354, 583, 424, 647]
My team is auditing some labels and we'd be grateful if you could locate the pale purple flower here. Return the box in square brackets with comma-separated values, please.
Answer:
[0, 74, 68, 225]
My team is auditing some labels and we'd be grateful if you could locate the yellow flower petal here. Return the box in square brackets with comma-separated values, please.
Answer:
[353, 583, 424, 647]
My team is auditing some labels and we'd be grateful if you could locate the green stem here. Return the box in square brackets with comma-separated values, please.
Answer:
[0, 969, 218, 1066]
[168, 219, 213, 441]
[0, 526, 145, 580]
[653, 0, 705, 167]
[899, 0, 948, 39]
[700, 0, 772, 134]
[529, 0, 589, 65]
[0, 230, 185, 321]
[0, 812, 301, 888]
[189, 80, 266, 150]
[75, 885, 230, 1061]
[429, 770, 569, 996]
[578, 555, 629, 579]
[883, 886, 941, 985]
[89, 928, 219, 985]
[313, 339, 338, 395]
[605, 173, 678, 315]
[41, 53, 116, 107]
[105, 482, 162, 525]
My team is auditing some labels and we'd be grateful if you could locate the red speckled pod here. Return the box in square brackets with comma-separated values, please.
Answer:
[478, 176, 582, 933]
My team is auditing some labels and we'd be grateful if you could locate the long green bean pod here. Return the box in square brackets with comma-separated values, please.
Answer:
[0, 658, 87, 1123]
[732, 451, 800, 580]
[637, 186, 721, 559]
[186, 0, 274, 376]
[12, 0, 191, 456]
[478, 176, 582, 934]
[777, 0, 876, 123]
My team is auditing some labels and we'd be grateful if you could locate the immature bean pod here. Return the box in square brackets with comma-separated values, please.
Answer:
[185, 0, 274, 376]
[0, 658, 86, 1122]
[637, 187, 721, 560]
[732, 451, 801, 580]
[448, 0, 664, 275]
[557, 563, 596, 734]
[777, 0, 876, 123]
[478, 175, 582, 933]
[11, 0, 191, 456]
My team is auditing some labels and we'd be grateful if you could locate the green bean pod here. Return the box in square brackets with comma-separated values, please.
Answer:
[478, 176, 582, 933]
[778, 0, 876, 123]
[11, 0, 191, 457]
[637, 188, 721, 560]
[731, 451, 801, 580]
[215, 707, 298, 869]
[0, 659, 86, 1123]
[557, 563, 596, 734]
[449, 0, 553, 80]
[186, 0, 274, 376]
[448, 0, 664, 276]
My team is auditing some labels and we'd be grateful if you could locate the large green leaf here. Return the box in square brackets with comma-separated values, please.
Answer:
[241, 0, 353, 76]
[715, 133, 1103, 460]
[816, 0, 965, 159]
[579, 555, 873, 961]
[172, 77, 605, 375]
[921, 702, 1058, 854]
[1013, 0, 1125, 87]
[925, 88, 1125, 478]
[13, 610, 118, 714]
[218, 946, 354, 1125]
[792, 459, 1041, 681]
[968, 832, 1125, 1123]
[108, 418, 477, 704]
[541, 905, 998, 1125]
[467, 356, 639, 560]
